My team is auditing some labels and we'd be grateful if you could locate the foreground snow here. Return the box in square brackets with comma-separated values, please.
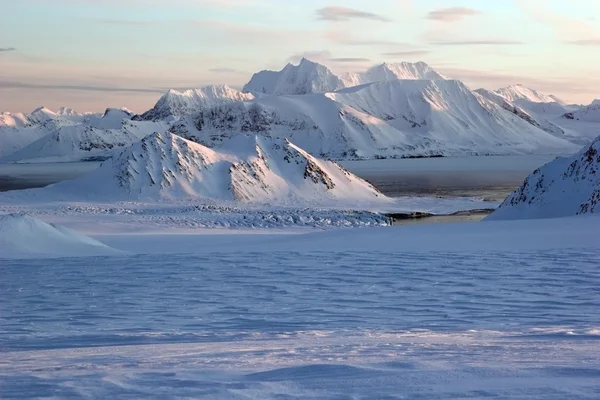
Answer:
[1, 216, 599, 399]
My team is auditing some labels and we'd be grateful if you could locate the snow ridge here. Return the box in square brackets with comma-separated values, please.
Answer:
[488, 136, 600, 220]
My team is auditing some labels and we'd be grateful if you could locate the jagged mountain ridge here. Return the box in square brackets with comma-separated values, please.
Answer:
[137, 85, 254, 121]
[49, 131, 386, 203]
[487, 136, 600, 220]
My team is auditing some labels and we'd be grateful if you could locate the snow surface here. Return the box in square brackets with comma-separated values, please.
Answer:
[0, 213, 122, 258]
[487, 136, 600, 220]
[1, 215, 599, 398]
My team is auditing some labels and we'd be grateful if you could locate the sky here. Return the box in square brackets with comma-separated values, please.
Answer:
[1, 0, 599, 113]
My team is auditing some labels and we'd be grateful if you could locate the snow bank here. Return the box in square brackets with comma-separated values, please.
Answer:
[0, 213, 123, 259]
[487, 136, 600, 220]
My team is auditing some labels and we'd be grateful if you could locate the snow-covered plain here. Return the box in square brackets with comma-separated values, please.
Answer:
[1, 215, 599, 399]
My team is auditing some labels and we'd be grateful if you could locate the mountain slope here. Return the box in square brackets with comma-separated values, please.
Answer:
[243, 58, 345, 95]
[487, 136, 600, 220]
[51, 132, 387, 204]
[327, 79, 578, 154]
[341, 62, 447, 87]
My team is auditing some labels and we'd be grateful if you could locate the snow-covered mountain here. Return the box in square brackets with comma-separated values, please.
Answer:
[1, 108, 166, 163]
[189, 79, 579, 159]
[49, 131, 386, 204]
[563, 100, 600, 122]
[341, 62, 447, 87]
[487, 136, 600, 220]
[137, 85, 254, 121]
[243, 58, 345, 96]
[2, 59, 598, 163]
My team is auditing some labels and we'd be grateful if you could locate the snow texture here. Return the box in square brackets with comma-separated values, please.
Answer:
[488, 136, 600, 220]
[1, 215, 599, 398]
[0, 213, 122, 258]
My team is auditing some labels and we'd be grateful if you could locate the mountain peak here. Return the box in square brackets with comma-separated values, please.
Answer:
[341, 61, 447, 87]
[243, 59, 344, 96]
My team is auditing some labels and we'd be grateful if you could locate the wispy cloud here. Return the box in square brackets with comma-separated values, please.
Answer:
[431, 39, 522, 45]
[209, 67, 245, 74]
[427, 7, 481, 22]
[567, 39, 600, 46]
[0, 80, 165, 94]
[382, 50, 431, 57]
[287, 51, 370, 65]
[316, 7, 391, 22]
[0, 47, 17, 53]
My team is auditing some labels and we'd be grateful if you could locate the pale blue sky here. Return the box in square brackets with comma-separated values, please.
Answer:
[1, 0, 599, 112]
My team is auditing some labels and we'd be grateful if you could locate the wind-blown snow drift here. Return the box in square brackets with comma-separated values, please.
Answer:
[0, 213, 122, 258]
[487, 136, 600, 221]
[48, 132, 387, 204]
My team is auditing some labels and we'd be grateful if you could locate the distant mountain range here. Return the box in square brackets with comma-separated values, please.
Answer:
[1, 59, 599, 163]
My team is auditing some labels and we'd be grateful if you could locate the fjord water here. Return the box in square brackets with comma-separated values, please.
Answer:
[0, 162, 101, 192]
[0, 155, 556, 198]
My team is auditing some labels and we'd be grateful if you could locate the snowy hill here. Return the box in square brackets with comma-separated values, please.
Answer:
[341, 62, 447, 87]
[0, 213, 122, 258]
[242, 58, 345, 95]
[487, 136, 600, 220]
[50, 132, 386, 204]
[563, 100, 600, 122]
[137, 85, 254, 121]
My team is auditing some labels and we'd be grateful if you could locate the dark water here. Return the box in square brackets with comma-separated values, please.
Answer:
[342, 155, 558, 201]
[0, 156, 556, 199]
[0, 162, 102, 192]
